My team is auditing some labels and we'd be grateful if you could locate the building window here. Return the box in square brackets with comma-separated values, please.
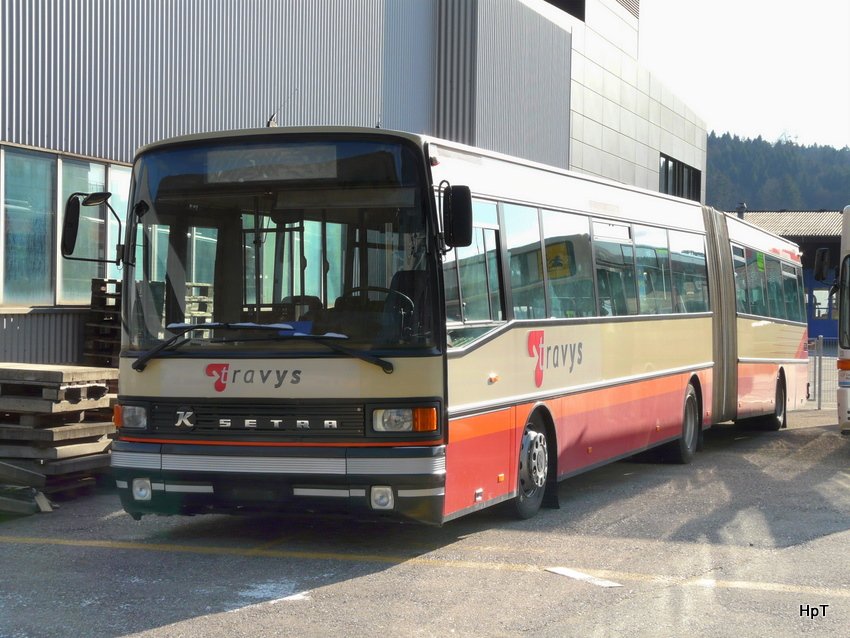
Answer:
[107, 165, 132, 280]
[659, 154, 701, 202]
[0, 146, 132, 307]
[545, 1, 585, 21]
[3, 149, 56, 305]
[60, 159, 106, 304]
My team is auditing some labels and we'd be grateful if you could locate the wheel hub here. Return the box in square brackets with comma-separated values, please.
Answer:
[520, 429, 548, 490]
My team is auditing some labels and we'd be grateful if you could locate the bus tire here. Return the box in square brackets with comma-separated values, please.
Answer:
[512, 416, 549, 519]
[761, 376, 787, 431]
[665, 383, 699, 464]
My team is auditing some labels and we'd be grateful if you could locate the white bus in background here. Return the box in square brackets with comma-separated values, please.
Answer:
[828, 205, 850, 434]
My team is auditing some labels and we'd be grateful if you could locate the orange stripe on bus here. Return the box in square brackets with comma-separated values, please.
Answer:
[837, 359, 850, 371]
[448, 371, 699, 442]
[448, 410, 514, 444]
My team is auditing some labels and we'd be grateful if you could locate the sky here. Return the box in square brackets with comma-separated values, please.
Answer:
[638, 0, 850, 149]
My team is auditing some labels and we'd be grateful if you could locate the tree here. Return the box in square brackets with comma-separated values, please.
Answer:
[706, 132, 850, 210]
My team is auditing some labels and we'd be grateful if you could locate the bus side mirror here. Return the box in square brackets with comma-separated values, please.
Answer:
[443, 185, 473, 248]
[813, 247, 830, 282]
[61, 195, 82, 257]
[61, 191, 123, 265]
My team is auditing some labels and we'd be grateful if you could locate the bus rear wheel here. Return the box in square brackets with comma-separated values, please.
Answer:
[761, 376, 787, 431]
[512, 417, 549, 519]
[664, 383, 699, 464]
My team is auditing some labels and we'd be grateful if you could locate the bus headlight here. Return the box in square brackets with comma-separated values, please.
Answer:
[373, 407, 437, 433]
[116, 405, 148, 430]
[374, 408, 412, 431]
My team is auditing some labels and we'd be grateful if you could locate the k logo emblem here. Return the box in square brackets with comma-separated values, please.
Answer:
[175, 407, 196, 428]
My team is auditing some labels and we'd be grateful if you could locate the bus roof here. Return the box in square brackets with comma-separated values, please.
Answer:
[133, 126, 429, 161]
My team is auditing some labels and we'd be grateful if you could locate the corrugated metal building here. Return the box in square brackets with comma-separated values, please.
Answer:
[0, 0, 708, 363]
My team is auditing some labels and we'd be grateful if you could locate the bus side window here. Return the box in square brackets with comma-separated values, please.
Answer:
[732, 245, 749, 314]
[634, 225, 673, 315]
[594, 243, 636, 316]
[444, 199, 503, 327]
[745, 248, 768, 316]
[541, 209, 595, 318]
[504, 204, 546, 319]
[764, 256, 786, 320]
[782, 264, 803, 322]
[670, 230, 709, 313]
[442, 250, 462, 322]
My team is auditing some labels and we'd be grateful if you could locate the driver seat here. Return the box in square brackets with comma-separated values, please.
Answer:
[384, 270, 429, 341]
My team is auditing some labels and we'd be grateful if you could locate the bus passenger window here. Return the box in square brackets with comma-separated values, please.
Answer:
[670, 230, 709, 313]
[745, 248, 767, 316]
[593, 244, 637, 316]
[764, 256, 786, 320]
[634, 225, 673, 314]
[782, 264, 804, 322]
[541, 210, 595, 317]
[455, 228, 502, 321]
[504, 204, 546, 319]
[443, 251, 462, 322]
[444, 200, 504, 347]
[732, 245, 749, 314]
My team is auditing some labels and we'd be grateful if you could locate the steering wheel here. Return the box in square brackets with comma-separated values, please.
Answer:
[342, 286, 414, 313]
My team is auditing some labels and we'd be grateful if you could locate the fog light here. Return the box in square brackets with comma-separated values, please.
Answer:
[132, 478, 152, 501]
[370, 486, 394, 510]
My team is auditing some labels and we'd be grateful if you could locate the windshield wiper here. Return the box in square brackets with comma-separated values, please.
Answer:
[131, 322, 293, 372]
[209, 332, 395, 374]
[298, 334, 394, 374]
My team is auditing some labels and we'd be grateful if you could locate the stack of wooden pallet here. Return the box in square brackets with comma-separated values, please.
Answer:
[83, 278, 122, 369]
[0, 363, 119, 515]
[185, 281, 213, 324]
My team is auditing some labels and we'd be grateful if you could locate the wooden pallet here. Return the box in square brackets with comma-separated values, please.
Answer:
[0, 460, 45, 487]
[84, 278, 122, 368]
[0, 436, 111, 460]
[0, 364, 119, 514]
[0, 364, 117, 412]
[0, 421, 114, 443]
[185, 281, 214, 323]
[0, 486, 52, 515]
[3, 452, 112, 477]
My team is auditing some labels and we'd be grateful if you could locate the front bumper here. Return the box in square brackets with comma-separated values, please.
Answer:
[111, 440, 446, 524]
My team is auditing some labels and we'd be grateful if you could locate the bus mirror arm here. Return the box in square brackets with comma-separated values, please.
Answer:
[61, 191, 124, 266]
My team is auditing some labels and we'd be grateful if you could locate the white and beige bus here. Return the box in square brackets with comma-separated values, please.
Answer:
[62, 127, 808, 524]
[827, 205, 850, 433]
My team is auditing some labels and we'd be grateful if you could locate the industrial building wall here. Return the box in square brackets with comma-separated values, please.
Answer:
[380, 1, 438, 134]
[567, 0, 707, 199]
[475, 0, 572, 168]
[1, 0, 390, 164]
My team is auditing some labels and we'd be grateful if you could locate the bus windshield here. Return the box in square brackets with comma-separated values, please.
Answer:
[126, 137, 436, 354]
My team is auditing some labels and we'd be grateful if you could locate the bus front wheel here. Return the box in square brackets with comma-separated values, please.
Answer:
[512, 417, 549, 519]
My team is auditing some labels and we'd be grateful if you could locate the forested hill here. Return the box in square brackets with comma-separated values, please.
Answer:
[706, 132, 850, 211]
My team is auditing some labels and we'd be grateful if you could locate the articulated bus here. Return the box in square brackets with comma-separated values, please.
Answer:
[830, 205, 850, 434]
[62, 127, 808, 524]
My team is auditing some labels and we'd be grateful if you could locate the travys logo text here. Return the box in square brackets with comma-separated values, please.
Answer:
[205, 363, 302, 393]
[527, 330, 583, 388]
